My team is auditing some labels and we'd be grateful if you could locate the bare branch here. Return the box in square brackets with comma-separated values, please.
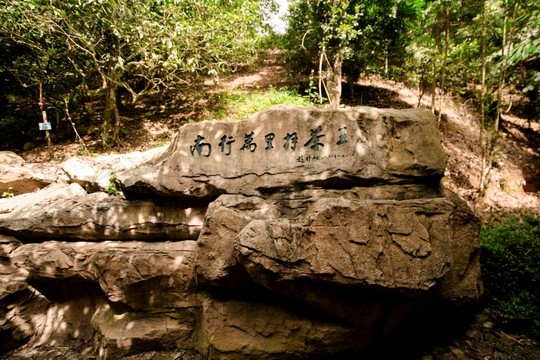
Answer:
[301, 29, 315, 51]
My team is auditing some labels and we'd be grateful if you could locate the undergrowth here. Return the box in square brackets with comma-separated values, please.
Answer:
[480, 214, 540, 338]
[205, 85, 315, 121]
[106, 173, 121, 196]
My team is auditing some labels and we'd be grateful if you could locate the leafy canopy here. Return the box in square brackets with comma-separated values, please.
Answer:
[0, 0, 268, 98]
[0, 0, 272, 147]
[285, 0, 418, 83]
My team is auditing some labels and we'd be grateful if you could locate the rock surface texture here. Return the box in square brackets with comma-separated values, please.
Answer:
[0, 106, 482, 360]
[0, 151, 55, 196]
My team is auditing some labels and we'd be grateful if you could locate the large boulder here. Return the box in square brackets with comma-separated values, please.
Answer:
[118, 106, 447, 198]
[11, 240, 198, 310]
[61, 146, 166, 193]
[0, 106, 482, 360]
[197, 291, 369, 360]
[4, 238, 200, 358]
[0, 183, 87, 217]
[195, 187, 481, 330]
[194, 194, 282, 287]
[0, 235, 51, 354]
[93, 305, 197, 359]
[0, 184, 205, 242]
[236, 196, 454, 292]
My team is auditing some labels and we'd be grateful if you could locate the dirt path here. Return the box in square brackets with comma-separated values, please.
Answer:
[207, 49, 289, 91]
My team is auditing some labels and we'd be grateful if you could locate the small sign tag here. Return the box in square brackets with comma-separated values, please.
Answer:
[39, 122, 52, 131]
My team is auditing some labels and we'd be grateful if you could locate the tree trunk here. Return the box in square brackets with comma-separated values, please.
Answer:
[431, 57, 438, 113]
[327, 54, 343, 109]
[102, 84, 121, 147]
[479, 0, 489, 196]
[438, 4, 450, 126]
[347, 69, 360, 102]
[431, 4, 441, 114]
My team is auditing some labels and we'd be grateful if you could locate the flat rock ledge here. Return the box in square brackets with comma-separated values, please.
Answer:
[0, 106, 482, 360]
[0, 151, 56, 196]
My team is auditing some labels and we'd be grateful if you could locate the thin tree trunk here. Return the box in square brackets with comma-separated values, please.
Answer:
[102, 84, 121, 147]
[327, 53, 343, 109]
[431, 57, 438, 113]
[64, 97, 89, 155]
[479, 0, 488, 196]
[496, 2, 518, 126]
[319, 51, 325, 104]
[495, 0, 508, 132]
[431, 9, 440, 114]
[480, 0, 518, 196]
[438, 4, 450, 126]
[39, 83, 54, 159]
[417, 87, 425, 107]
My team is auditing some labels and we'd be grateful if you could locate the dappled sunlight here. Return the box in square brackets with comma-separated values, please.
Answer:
[204, 51, 288, 92]
[1, 189, 208, 241]
[37, 305, 69, 346]
[0, 280, 114, 356]
[174, 255, 185, 268]
[355, 76, 424, 109]
[45, 265, 56, 276]
[7, 307, 34, 337]
[114, 313, 127, 321]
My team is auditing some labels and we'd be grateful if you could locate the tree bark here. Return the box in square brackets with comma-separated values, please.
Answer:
[102, 84, 121, 147]
[479, 0, 489, 196]
[431, 11, 440, 113]
[327, 53, 343, 109]
[438, 4, 450, 126]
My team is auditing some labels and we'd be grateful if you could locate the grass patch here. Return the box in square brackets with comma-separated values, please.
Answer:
[480, 214, 540, 338]
[205, 85, 316, 121]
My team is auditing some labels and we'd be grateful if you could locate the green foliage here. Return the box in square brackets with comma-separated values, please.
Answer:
[285, 0, 418, 82]
[206, 86, 314, 121]
[1, 0, 269, 87]
[480, 215, 540, 337]
[106, 173, 120, 196]
[152, 141, 170, 148]
[2, 186, 15, 198]
[0, 115, 37, 150]
[408, 0, 539, 112]
[305, 69, 325, 103]
[0, 0, 273, 147]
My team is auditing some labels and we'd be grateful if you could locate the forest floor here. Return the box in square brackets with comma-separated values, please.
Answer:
[13, 50, 540, 359]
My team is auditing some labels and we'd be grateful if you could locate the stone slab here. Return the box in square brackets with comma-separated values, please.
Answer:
[119, 106, 447, 198]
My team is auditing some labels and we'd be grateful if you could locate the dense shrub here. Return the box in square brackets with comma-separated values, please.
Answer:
[480, 215, 540, 338]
